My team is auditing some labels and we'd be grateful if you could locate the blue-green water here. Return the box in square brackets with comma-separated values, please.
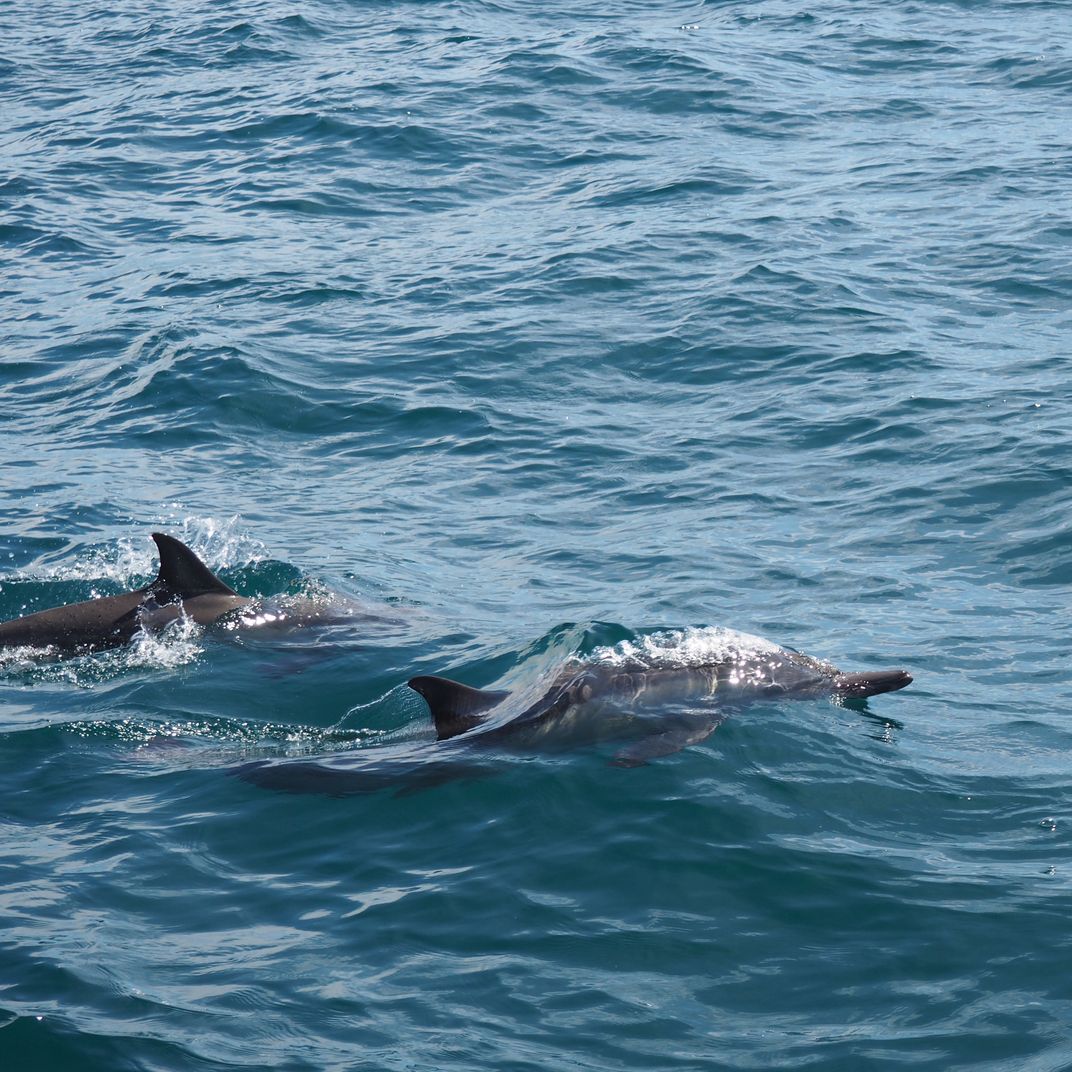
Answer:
[3, 0, 1071, 1067]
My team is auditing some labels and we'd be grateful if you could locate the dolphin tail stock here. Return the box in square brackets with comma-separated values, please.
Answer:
[150, 532, 239, 601]
[407, 675, 510, 740]
[832, 669, 913, 699]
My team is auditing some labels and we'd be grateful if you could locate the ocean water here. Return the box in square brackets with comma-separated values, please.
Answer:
[2, 0, 1071, 1067]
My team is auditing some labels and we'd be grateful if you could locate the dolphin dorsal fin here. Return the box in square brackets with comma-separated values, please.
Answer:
[151, 532, 238, 601]
[407, 675, 510, 740]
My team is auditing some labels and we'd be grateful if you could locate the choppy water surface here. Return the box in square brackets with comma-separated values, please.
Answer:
[3, 0, 1071, 1068]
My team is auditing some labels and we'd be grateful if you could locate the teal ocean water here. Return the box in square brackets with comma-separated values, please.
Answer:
[3, 1, 1071, 1067]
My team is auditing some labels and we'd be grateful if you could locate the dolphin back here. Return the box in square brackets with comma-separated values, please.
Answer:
[0, 533, 243, 654]
[0, 589, 148, 652]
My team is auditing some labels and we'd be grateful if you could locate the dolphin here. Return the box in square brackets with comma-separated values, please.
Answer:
[234, 631, 911, 794]
[0, 533, 249, 655]
[407, 647, 912, 766]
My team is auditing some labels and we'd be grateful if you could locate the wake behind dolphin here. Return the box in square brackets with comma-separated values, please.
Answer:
[235, 625, 912, 794]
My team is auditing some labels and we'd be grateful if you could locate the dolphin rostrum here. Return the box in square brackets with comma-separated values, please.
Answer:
[234, 629, 912, 793]
[0, 533, 249, 655]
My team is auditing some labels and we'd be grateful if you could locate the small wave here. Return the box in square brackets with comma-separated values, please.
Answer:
[271, 14, 323, 39]
[587, 172, 752, 208]
[0, 644, 62, 674]
[216, 43, 294, 66]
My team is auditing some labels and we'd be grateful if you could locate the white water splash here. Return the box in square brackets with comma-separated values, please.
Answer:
[0, 643, 62, 675]
[590, 626, 783, 671]
[127, 613, 205, 670]
[0, 617, 206, 686]
[29, 514, 266, 587]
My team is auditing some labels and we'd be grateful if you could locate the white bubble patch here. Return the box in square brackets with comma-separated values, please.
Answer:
[589, 626, 784, 671]
[127, 614, 205, 670]
[30, 514, 266, 588]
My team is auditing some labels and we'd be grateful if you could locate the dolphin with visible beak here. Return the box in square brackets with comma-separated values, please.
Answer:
[235, 629, 912, 794]
[407, 647, 912, 766]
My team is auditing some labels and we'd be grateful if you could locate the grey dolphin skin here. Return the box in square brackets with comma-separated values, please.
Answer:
[0, 533, 248, 654]
[235, 638, 911, 794]
[408, 653, 912, 766]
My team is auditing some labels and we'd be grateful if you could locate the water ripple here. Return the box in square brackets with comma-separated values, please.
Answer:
[3, 0, 1072, 1068]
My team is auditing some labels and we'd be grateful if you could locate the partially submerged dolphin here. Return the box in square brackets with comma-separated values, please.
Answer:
[0, 533, 248, 654]
[235, 630, 912, 794]
[408, 644, 912, 766]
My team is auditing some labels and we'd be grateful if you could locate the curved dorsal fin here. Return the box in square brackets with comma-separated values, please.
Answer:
[151, 532, 238, 601]
[408, 675, 510, 740]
